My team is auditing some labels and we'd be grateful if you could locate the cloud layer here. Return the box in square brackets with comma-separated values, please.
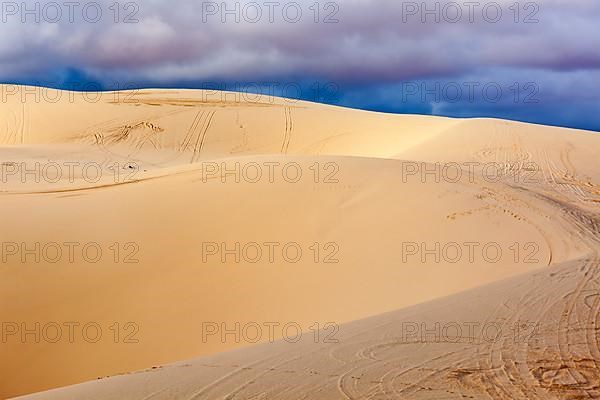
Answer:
[1, 0, 599, 130]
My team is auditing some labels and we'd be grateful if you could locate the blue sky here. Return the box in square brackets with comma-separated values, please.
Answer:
[1, 0, 599, 131]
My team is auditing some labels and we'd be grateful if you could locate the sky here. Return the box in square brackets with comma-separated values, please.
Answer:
[1, 0, 599, 131]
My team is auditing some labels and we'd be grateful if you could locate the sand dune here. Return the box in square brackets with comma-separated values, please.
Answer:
[19, 254, 600, 399]
[1, 86, 599, 399]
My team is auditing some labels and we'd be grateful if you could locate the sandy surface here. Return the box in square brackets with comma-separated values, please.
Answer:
[1, 86, 599, 399]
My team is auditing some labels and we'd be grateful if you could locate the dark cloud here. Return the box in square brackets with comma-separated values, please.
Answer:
[0, 0, 598, 130]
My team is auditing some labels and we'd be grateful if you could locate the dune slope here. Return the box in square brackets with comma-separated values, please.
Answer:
[1, 87, 599, 399]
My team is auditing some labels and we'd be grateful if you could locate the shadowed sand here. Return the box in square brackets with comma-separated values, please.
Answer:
[1, 87, 599, 399]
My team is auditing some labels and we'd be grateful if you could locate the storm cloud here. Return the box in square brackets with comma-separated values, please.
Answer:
[1, 0, 599, 130]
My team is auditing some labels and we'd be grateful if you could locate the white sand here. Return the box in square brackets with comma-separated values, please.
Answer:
[1, 86, 598, 399]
